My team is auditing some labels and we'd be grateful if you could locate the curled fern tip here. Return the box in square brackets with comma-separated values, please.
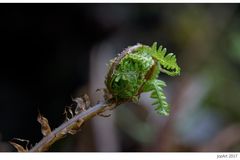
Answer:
[105, 42, 181, 115]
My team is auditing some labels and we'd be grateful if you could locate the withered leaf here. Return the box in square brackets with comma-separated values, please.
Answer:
[74, 105, 82, 115]
[67, 106, 74, 118]
[63, 108, 70, 121]
[103, 88, 113, 101]
[9, 142, 27, 152]
[83, 94, 90, 108]
[72, 97, 85, 114]
[68, 130, 77, 135]
[60, 128, 68, 136]
[37, 112, 51, 136]
[98, 112, 111, 117]
[76, 119, 84, 128]
[12, 138, 30, 147]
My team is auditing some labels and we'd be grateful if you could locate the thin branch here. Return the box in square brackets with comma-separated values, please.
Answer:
[29, 102, 116, 152]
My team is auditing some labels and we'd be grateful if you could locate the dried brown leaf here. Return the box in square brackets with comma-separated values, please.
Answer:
[63, 108, 70, 121]
[67, 106, 74, 118]
[72, 97, 85, 114]
[68, 130, 77, 135]
[12, 138, 30, 147]
[66, 119, 84, 135]
[83, 94, 90, 108]
[9, 142, 27, 152]
[74, 105, 82, 115]
[76, 119, 84, 128]
[37, 112, 51, 136]
[103, 88, 113, 101]
[60, 128, 68, 136]
[98, 112, 111, 117]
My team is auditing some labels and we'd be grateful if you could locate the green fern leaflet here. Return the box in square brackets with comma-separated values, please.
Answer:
[105, 42, 181, 115]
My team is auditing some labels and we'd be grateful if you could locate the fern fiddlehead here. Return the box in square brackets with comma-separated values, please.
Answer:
[105, 42, 181, 115]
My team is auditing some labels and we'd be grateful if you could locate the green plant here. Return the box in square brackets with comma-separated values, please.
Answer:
[10, 42, 180, 152]
[106, 42, 180, 115]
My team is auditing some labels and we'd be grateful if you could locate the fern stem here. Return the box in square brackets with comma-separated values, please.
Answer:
[30, 101, 115, 152]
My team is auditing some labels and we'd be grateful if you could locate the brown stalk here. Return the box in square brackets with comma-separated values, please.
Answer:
[29, 101, 116, 152]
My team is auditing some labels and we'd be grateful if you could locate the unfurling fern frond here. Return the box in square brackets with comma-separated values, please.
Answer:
[144, 42, 181, 76]
[105, 42, 181, 115]
[143, 79, 169, 115]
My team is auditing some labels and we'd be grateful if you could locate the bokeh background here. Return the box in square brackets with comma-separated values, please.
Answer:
[0, 3, 240, 152]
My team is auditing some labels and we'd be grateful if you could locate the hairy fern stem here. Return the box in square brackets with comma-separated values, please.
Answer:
[30, 102, 115, 152]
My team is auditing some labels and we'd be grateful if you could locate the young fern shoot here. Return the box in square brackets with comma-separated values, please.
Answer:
[105, 42, 180, 115]
[10, 42, 181, 152]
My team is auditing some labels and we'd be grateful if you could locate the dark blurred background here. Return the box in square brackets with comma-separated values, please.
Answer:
[0, 3, 240, 152]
